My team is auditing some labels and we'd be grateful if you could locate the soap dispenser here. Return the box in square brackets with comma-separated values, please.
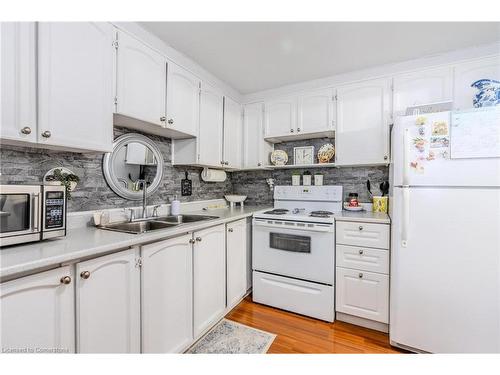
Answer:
[170, 195, 181, 216]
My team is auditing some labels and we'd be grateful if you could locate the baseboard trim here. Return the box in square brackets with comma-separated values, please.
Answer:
[336, 312, 389, 333]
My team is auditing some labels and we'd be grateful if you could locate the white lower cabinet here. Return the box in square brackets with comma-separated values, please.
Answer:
[141, 234, 193, 353]
[335, 267, 389, 324]
[76, 248, 141, 353]
[226, 218, 248, 309]
[193, 224, 226, 338]
[0, 266, 75, 353]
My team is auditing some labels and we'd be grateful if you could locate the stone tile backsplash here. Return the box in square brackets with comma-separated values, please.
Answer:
[0, 132, 388, 212]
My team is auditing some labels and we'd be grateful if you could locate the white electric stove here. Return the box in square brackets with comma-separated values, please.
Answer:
[252, 185, 343, 322]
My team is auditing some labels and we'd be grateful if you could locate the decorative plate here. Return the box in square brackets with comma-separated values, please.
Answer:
[270, 150, 288, 166]
[471, 79, 500, 108]
[317, 143, 335, 163]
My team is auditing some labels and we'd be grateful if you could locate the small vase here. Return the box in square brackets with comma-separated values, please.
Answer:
[292, 175, 301, 186]
[303, 175, 311, 186]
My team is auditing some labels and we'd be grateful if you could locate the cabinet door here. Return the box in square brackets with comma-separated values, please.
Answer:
[297, 88, 335, 135]
[116, 30, 166, 127]
[243, 102, 272, 168]
[166, 61, 200, 137]
[453, 55, 500, 110]
[226, 219, 248, 309]
[76, 248, 140, 353]
[336, 78, 391, 165]
[141, 234, 193, 353]
[193, 224, 226, 338]
[393, 66, 453, 115]
[38, 22, 113, 152]
[0, 22, 37, 144]
[198, 82, 223, 167]
[0, 266, 75, 353]
[336, 267, 389, 323]
[264, 97, 297, 138]
[223, 96, 243, 168]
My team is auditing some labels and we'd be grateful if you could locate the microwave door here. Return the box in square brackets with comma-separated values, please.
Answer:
[0, 186, 41, 238]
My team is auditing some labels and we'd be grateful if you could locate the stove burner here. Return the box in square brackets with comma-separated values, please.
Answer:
[263, 209, 289, 215]
[310, 210, 334, 218]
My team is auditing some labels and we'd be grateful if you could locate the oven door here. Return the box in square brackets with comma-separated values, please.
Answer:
[252, 218, 335, 285]
[0, 185, 42, 245]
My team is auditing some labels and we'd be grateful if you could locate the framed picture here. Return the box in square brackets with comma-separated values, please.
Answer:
[293, 146, 315, 165]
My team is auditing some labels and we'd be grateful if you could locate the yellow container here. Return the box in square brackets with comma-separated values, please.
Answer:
[372, 196, 388, 213]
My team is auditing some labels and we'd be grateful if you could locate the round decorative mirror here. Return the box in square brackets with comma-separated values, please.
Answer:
[103, 133, 164, 200]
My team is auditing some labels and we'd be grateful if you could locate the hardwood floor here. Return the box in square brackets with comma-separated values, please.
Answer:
[225, 296, 406, 354]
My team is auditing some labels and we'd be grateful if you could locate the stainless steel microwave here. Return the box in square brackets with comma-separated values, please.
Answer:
[0, 185, 67, 247]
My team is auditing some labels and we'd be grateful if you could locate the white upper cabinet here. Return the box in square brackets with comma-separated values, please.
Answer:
[335, 78, 392, 166]
[76, 248, 141, 353]
[115, 30, 166, 127]
[141, 235, 193, 353]
[0, 22, 37, 144]
[243, 102, 273, 168]
[38, 22, 114, 152]
[193, 224, 226, 338]
[166, 61, 200, 137]
[198, 82, 224, 167]
[453, 55, 500, 110]
[393, 66, 453, 115]
[297, 88, 335, 136]
[223, 96, 243, 168]
[0, 266, 75, 353]
[264, 97, 297, 139]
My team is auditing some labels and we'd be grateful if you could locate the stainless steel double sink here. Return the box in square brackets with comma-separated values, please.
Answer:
[97, 214, 219, 234]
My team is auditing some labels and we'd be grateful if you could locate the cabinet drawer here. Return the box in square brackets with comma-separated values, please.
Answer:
[335, 267, 389, 323]
[253, 271, 334, 322]
[336, 244, 389, 274]
[336, 221, 389, 249]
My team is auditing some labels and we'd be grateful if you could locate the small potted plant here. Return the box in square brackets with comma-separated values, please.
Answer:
[45, 168, 80, 199]
[291, 170, 301, 186]
[302, 170, 312, 186]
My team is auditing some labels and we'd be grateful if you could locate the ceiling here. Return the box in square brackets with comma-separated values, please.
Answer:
[140, 22, 500, 94]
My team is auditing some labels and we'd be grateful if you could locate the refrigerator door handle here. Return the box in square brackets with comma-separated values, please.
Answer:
[402, 127, 409, 186]
[401, 186, 410, 247]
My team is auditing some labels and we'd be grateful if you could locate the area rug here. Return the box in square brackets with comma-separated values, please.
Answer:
[186, 319, 276, 354]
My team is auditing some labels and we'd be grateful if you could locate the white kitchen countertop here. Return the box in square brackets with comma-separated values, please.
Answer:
[335, 210, 391, 224]
[0, 205, 270, 280]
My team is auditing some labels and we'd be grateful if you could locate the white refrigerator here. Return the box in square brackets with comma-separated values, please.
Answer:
[390, 107, 500, 353]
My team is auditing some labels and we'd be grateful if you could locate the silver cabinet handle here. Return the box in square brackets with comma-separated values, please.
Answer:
[358, 273, 363, 279]
[257, 162, 262, 166]
[160, 116, 166, 122]
[60, 276, 72, 285]
[228, 228, 233, 233]
[225, 161, 229, 165]
[21, 126, 32, 135]
[168, 119, 174, 125]
[290, 129, 294, 133]
[80, 271, 90, 279]
[189, 238, 196, 244]
[41, 130, 51, 138]
[384, 155, 388, 160]
[195, 237, 202, 242]
[358, 225, 363, 231]
[358, 249, 364, 255]
[297, 128, 301, 132]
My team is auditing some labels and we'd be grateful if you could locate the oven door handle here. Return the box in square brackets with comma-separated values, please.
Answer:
[253, 219, 334, 233]
[32, 192, 40, 232]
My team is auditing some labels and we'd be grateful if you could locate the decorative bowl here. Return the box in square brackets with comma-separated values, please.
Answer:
[270, 150, 288, 166]
[317, 143, 335, 163]
[224, 195, 247, 203]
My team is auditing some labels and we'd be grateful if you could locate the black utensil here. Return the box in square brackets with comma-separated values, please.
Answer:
[380, 181, 390, 196]
[181, 171, 192, 196]
[366, 180, 373, 198]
